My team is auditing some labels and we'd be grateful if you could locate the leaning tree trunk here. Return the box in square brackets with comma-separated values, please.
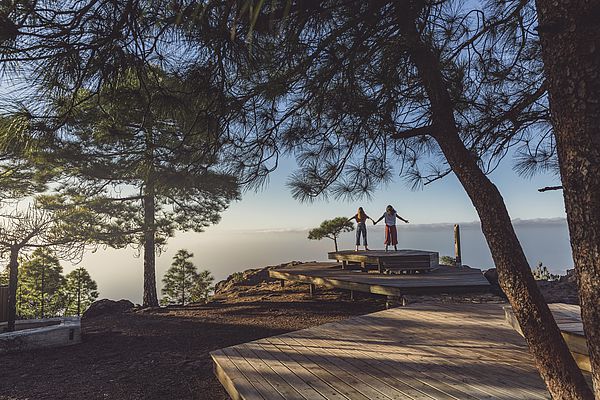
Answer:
[6, 246, 20, 332]
[398, 17, 593, 399]
[535, 0, 600, 394]
[142, 180, 159, 307]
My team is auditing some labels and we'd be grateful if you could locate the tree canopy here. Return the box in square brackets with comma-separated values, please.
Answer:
[161, 249, 214, 306]
[308, 217, 354, 252]
[31, 67, 240, 306]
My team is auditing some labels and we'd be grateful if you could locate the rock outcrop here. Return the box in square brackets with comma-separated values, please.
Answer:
[215, 261, 305, 294]
[83, 299, 135, 319]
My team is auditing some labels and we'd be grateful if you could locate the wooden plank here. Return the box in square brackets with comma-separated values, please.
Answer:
[324, 314, 549, 399]
[211, 350, 265, 400]
[266, 336, 372, 400]
[283, 334, 416, 400]
[242, 342, 329, 400]
[327, 250, 439, 271]
[290, 329, 456, 400]
[221, 346, 287, 400]
[235, 343, 309, 399]
[254, 340, 349, 400]
[359, 306, 550, 398]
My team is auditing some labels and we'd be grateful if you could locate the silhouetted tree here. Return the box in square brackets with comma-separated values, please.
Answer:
[308, 217, 354, 252]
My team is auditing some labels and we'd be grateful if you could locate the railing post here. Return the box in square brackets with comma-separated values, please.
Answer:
[454, 224, 462, 267]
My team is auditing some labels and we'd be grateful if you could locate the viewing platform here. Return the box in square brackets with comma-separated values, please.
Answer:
[211, 303, 553, 400]
[269, 261, 491, 298]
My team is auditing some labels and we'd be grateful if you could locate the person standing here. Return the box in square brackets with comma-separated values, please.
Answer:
[374, 205, 409, 251]
[348, 207, 373, 251]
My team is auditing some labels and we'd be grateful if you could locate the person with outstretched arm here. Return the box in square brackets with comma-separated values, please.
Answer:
[373, 205, 409, 251]
[348, 207, 374, 251]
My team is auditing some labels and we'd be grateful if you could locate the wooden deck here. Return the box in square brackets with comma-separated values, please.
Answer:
[269, 262, 490, 297]
[211, 303, 552, 400]
[505, 303, 590, 372]
[328, 250, 439, 273]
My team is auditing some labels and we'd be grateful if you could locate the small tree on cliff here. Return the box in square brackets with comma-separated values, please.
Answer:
[308, 218, 354, 252]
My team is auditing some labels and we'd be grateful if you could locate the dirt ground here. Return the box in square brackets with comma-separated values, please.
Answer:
[0, 282, 386, 400]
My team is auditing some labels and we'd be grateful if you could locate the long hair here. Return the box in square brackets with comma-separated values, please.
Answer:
[358, 207, 367, 220]
[386, 205, 396, 214]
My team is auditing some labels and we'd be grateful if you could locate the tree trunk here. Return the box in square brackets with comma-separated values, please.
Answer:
[41, 265, 45, 318]
[181, 267, 186, 306]
[334, 237, 338, 252]
[535, 0, 600, 394]
[142, 181, 159, 307]
[6, 247, 19, 332]
[399, 17, 593, 399]
[77, 268, 82, 316]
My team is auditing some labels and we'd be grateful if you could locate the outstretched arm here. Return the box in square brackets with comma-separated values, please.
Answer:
[396, 214, 409, 223]
[347, 214, 357, 222]
[373, 215, 384, 225]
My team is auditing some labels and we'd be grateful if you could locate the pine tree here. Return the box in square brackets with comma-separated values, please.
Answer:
[19, 248, 64, 318]
[37, 68, 240, 307]
[63, 267, 98, 316]
[161, 250, 199, 306]
[190, 269, 214, 304]
[308, 218, 354, 252]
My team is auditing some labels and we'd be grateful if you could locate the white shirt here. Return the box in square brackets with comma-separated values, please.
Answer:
[384, 212, 396, 226]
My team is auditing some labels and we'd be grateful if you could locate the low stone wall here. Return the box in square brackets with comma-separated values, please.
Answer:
[0, 317, 81, 354]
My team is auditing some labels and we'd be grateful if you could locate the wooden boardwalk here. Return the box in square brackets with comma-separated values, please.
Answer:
[505, 303, 590, 372]
[269, 262, 490, 297]
[211, 303, 551, 400]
